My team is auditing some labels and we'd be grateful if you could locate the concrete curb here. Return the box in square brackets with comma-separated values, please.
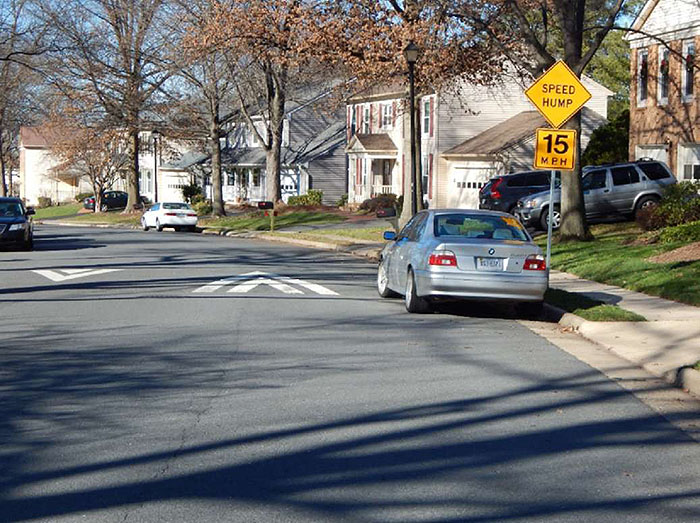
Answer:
[545, 303, 700, 398]
[39, 220, 140, 230]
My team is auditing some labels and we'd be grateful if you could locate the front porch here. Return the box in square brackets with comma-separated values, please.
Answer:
[346, 133, 400, 204]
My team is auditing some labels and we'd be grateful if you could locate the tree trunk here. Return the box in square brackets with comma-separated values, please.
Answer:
[0, 136, 7, 197]
[93, 180, 103, 214]
[559, 112, 592, 241]
[124, 127, 141, 213]
[266, 72, 285, 204]
[209, 119, 225, 216]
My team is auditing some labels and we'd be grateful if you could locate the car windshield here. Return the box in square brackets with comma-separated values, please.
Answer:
[162, 203, 191, 210]
[0, 202, 23, 217]
[434, 213, 529, 241]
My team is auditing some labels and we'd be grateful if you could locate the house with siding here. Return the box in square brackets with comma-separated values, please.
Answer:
[346, 74, 611, 209]
[626, 0, 700, 181]
[19, 126, 194, 206]
[186, 91, 347, 205]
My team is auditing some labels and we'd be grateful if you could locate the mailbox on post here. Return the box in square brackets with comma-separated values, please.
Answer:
[258, 201, 275, 231]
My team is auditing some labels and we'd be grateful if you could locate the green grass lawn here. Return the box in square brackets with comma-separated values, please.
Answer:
[538, 222, 700, 306]
[544, 288, 646, 322]
[33, 203, 82, 220]
[200, 211, 346, 231]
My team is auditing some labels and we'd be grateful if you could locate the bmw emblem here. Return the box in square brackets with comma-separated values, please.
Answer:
[488, 248, 495, 255]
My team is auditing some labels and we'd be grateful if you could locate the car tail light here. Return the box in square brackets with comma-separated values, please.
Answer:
[429, 250, 457, 267]
[490, 178, 503, 199]
[165, 212, 177, 216]
[524, 254, 546, 271]
[187, 213, 197, 217]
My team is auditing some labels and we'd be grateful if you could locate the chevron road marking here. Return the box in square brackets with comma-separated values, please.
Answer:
[32, 268, 123, 282]
[193, 271, 338, 296]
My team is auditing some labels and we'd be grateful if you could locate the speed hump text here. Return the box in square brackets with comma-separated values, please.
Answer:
[533, 128, 576, 171]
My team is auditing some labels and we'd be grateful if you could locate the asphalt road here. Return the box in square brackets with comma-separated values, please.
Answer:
[1, 225, 699, 523]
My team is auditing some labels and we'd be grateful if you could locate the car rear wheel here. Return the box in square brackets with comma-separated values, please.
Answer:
[141, 217, 149, 231]
[634, 196, 659, 219]
[540, 206, 561, 230]
[377, 259, 398, 298]
[156, 219, 163, 232]
[405, 268, 431, 313]
[100, 203, 108, 212]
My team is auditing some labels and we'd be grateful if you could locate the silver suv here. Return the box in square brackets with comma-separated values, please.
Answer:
[514, 160, 676, 230]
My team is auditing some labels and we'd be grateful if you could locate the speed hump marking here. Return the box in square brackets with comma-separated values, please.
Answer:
[534, 128, 577, 171]
[525, 61, 591, 128]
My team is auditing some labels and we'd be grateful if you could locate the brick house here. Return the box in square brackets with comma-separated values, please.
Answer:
[346, 75, 611, 208]
[627, 0, 700, 181]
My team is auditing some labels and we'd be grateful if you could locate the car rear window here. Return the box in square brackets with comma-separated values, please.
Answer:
[583, 170, 607, 190]
[638, 162, 671, 180]
[611, 166, 640, 186]
[434, 213, 529, 241]
[505, 175, 528, 187]
[163, 203, 191, 210]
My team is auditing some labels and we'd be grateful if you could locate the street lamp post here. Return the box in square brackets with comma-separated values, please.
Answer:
[404, 42, 419, 217]
[152, 129, 160, 203]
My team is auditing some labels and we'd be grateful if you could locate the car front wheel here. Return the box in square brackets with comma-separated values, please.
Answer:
[377, 259, 398, 298]
[156, 219, 163, 232]
[634, 196, 659, 219]
[540, 206, 561, 230]
[405, 268, 431, 313]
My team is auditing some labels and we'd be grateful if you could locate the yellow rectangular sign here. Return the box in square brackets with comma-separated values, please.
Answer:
[525, 61, 592, 128]
[533, 128, 577, 171]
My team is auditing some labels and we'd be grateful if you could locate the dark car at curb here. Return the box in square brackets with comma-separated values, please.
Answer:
[0, 197, 35, 250]
[514, 160, 676, 230]
[479, 170, 558, 215]
[83, 190, 128, 211]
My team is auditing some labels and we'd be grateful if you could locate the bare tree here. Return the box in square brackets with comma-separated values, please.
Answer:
[40, 0, 172, 212]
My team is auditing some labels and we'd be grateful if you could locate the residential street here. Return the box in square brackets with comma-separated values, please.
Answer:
[2, 225, 700, 523]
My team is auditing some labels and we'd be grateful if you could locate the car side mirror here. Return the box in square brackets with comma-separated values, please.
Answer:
[26, 208, 35, 216]
[383, 230, 397, 241]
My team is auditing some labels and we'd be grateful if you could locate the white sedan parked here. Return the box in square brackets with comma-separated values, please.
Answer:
[141, 202, 198, 232]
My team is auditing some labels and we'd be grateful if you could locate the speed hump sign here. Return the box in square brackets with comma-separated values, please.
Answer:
[533, 128, 576, 171]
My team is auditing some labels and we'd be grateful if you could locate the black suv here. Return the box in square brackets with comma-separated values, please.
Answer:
[83, 190, 129, 211]
[479, 170, 558, 214]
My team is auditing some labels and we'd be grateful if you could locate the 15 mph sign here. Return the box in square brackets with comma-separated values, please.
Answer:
[525, 61, 591, 129]
[533, 128, 576, 170]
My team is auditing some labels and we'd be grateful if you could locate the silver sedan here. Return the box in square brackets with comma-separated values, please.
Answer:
[377, 209, 548, 314]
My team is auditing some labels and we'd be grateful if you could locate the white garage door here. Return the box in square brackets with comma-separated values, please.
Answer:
[635, 145, 668, 164]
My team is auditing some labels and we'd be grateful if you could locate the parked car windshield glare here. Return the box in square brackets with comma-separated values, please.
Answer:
[162, 203, 192, 210]
[0, 203, 23, 217]
[434, 213, 529, 241]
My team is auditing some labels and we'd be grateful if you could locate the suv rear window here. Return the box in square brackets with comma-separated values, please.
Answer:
[583, 170, 607, 190]
[525, 173, 550, 186]
[638, 162, 671, 180]
[611, 166, 640, 186]
[505, 174, 528, 187]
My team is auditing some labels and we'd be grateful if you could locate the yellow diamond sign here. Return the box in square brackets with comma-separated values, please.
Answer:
[525, 61, 592, 129]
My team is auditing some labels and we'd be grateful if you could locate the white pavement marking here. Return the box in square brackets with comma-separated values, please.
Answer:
[33, 268, 123, 282]
[192, 271, 268, 293]
[229, 278, 304, 295]
[276, 276, 339, 296]
[193, 271, 338, 296]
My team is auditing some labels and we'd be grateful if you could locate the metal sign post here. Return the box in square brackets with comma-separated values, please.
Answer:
[525, 60, 592, 272]
[546, 170, 556, 270]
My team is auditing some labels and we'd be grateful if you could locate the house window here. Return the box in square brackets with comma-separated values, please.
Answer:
[684, 41, 695, 99]
[227, 171, 235, 186]
[362, 105, 370, 133]
[350, 106, 357, 136]
[679, 144, 700, 181]
[421, 155, 429, 195]
[381, 104, 393, 129]
[139, 168, 153, 193]
[658, 48, 670, 104]
[252, 169, 261, 187]
[422, 99, 430, 134]
[638, 49, 648, 104]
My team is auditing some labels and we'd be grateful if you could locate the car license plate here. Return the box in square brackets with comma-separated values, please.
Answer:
[177, 213, 185, 217]
[476, 257, 504, 271]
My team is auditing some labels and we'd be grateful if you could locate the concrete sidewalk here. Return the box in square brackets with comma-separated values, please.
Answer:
[548, 271, 700, 398]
